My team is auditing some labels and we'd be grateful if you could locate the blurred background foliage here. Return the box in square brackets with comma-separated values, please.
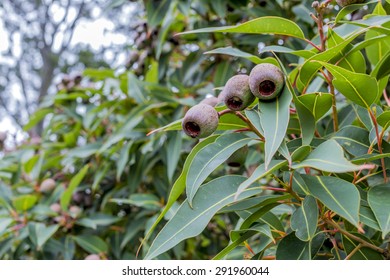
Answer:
[0, 0, 388, 260]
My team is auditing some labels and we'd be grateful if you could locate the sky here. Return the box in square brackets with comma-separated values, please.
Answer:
[0, 5, 131, 144]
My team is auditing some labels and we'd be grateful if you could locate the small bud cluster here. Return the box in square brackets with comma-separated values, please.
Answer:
[182, 63, 285, 139]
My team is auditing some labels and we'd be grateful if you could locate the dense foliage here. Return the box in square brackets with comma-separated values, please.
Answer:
[0, 0, 390, 260]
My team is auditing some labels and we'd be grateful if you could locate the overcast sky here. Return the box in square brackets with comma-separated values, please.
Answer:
[0, 6, 130, 142]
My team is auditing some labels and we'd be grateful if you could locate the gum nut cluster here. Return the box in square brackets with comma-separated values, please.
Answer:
[336, 0, 365, 7]
[182, 103, 219, 138]
[181, 63, 285, 139]
[223, 75, 255, 111]
[249, 63, 285, 101]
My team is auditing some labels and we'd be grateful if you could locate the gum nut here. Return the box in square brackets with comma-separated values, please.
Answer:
[85, 254, 100, 260]
[200, 96, 219, 107]
[223, 75, 255, 111]
[226, 146, 249, 167]
[249, 63, 285, 101]
[336, 0, 365, 7]
[39, 178, 56, 193]
[217, 90, 227, 103]
[50, 203, 62, 213]
[69, 205, 82, 217]
[182, 103, 219, 139]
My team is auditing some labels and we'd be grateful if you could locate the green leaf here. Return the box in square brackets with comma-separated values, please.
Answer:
[377, 111, 390, 130]
[333, 126, 370, 157]
[99, 103, 163, 152]
[116, 141, 133, 181]
[341, 16, 390, 36]
[317, 62, 379, 108]
[0, 218, 13, 235]
[276, 55, 315, 145]
[23, 108, 53, 131]
[297, 29, 366, 91]
[205, 47, 264, 64]
[231, 224, 274, 243]
[335, 0, 378, 23]
[213, 61, 235, 87]
[73, 235, 108, 254]
[294, 93, 316, 146]
[327, 29, 366, 73]
[291, 145, 311, 163]
[127, 72, 147, 103]
[92, 163, 110, 192]
[235, 160, 288, 200]
[111, 194, 161, 211]
[28, 222, 59, 249]
[145, 175, 263, 260]
[142, 135, 219, 246]
[60, 164, 89, 211]
[179, 16, 306, 39]
[166, 131, 182, 182]
[297, 92, 333, 121]
[145, 0, 172, 28]
[352, 153, 390, 165]
[221, 194, 291, 214]
[364, 4, 390, 65]
[76, 213, 121, 230]
[292, 140, 361, 173]
[372, 51, 390, 80]
[66, 142, 102, 159]
[186, 133, 254, 206]
[259, 86, 292, 168]
[276, 232, 325, 260]
[302, 175, 360, 227]
[12, 195, 38, 212]
[291, 172, 310, 196]
[245, 106, 264, 136]
[360, 205, 381, 231]
[145, 60, 159, 83]
[342, 233, 384, 260]
[278, 140, 292, 165]
[260, 45, 315, 59]
[291, 195, 318, 241]
[212, 231, 258, 260]
[367, 183, 390, 238]
[83, 68, 115, 80]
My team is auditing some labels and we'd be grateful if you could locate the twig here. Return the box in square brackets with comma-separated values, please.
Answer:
[325, 218, 387, 256]
[368, 108, 388, 183]
[345, 243, 363, 260]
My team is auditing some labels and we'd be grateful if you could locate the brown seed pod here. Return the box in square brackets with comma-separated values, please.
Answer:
[182, 103, 219, 139]
[200, 96, 219, 107]
[249, 63, 285, 101]
[39, 178, 56, 193]
[223, 75, 255, 111]
[85, 254, 100, 260]
[50, 203, 62, 213]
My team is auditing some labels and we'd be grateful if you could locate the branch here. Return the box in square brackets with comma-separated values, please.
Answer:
[51, 0, 72, 48]
[15, 60, 32, 116]
[38, 1, 51, 48]
[60, 0, 86, 54]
